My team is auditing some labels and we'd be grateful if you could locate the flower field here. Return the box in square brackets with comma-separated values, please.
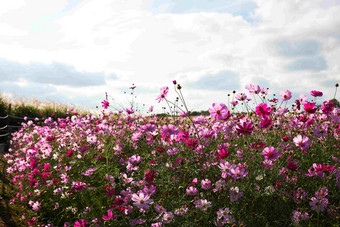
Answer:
[2, 83, 340, 226]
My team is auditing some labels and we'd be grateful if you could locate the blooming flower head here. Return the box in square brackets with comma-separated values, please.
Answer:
[303, 102, 317, 114]
[161, 124, 179, 136]
[102, 100, 110, 109]
[235, 93, 247, 101]
[280, 90, 292, 101]
[131, 192, 154, 209]
[156, 86, 169, 103]
[310, 90, 323, 97]
[255, 103, 271, 117]
[201, 179, 211, 190]
[186, 186, 198, 196]
[299, 93, 307, 104]
[309, 197, 328, 212]
[195, 199, 212, 211]
[245, 84, 261, 95]
[209, 103, 231, 121]
[293, 135, 311, 150]
[292, 210, 309, 224]
[321, 100, 334, 114]
[262, 146, 278, 160]
[236, 120, 254, 135]
[102, 209, 118, 221]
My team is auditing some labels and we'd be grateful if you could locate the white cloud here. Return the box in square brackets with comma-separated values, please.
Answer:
[0, 0, 339, 113]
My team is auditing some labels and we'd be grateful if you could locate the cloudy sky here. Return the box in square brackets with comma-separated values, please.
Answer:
[0, 0, 339, 113]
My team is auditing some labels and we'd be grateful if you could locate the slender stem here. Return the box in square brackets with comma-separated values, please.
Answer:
[334, 86, 338, 99]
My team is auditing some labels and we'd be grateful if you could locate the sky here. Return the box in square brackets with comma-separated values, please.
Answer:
[0, 0, 339, 113]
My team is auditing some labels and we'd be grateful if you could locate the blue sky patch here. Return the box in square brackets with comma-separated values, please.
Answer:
[190, 71, 240, 90]
[148, 0, 259, 23]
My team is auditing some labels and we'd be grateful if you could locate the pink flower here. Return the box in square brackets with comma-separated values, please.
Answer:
[156, 86, 169, 103]
[299, 93, 307, 104]
[235, 93, 247, 101]
[293, 135, 311, 150]
[131, 192, 154, 209]
[148, 105, 154, 112]
[101, 100, 110, 109]
[201, 179, 211, 190]
[292, 210, 309, 224]
[310, 90, 323, 97]
[287, 161, 298, 171]
[74, 219, 88, 227]
[255, 103, 271, 117]
[236, 120, 254, 135]
[186, 186, 198, 196]
[321, 100, 334, 114]
[309, 197, 328, 212]
[209, 103, 231, 121]
[102, 209, 118, 221]
[161, 124, 179, 136]
[195, 199, 212, 211]
[280, 90, 292, 101]
[245, 84, 261, 95]
[262, 146, 278, 160]
[303, 102, 317, 114]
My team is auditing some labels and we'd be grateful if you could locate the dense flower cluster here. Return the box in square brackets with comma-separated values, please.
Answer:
[3, 84, 340, 226]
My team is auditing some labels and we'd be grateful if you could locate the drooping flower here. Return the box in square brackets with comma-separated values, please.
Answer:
[209, 103, 231, 121]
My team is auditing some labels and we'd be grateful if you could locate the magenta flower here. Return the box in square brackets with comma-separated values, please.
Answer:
[236, 121, 254, 135]
[303, 102, 317, 114]
[186, 186, 198, 196]
[255, 103, 271, 117]
[321, 100, 334, 114]
[287, 161, 298, 171]
[74, 219, 88, 227]
[280, 90, 292, 101]
[310, 90, 323, 97]
[293, 135, 311, 150]
[209, 103, 231, 121]
[131, 192, 154, 209]
[262, 146, 278, 160]
[102, 209, 117, 221]
[101, 100, 110, 109]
